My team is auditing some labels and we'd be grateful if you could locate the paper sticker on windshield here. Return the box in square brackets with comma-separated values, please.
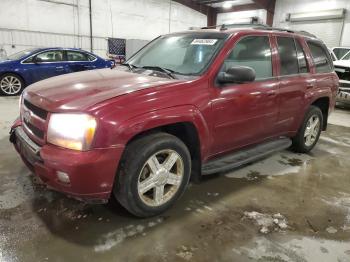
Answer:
[191, 39, 218, 45]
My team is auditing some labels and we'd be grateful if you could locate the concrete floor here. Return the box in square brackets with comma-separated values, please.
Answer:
[1, 97, 350, 262]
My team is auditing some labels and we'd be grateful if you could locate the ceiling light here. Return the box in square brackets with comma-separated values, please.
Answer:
[223, 1, 233, 9]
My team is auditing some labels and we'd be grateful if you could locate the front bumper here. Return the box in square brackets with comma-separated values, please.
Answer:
[336, 80, 350, 104]
[10, 126, 124, 203]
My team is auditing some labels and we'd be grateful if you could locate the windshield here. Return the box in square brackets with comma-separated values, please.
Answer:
[127, 33, 228, 75]
[7, 48, 39, 61]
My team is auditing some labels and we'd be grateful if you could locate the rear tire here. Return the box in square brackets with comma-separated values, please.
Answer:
[0, 73, 24, 96]
[114, 132, 191, 217]
[292, 105, 323, 153]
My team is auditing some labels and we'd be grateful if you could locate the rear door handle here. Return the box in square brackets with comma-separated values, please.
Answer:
[56, 66, 64, 71]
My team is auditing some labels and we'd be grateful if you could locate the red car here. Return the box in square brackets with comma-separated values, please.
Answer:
[10, 26, 338, 217]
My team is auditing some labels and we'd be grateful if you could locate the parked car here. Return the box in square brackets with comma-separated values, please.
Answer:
[10, 26, 338, 217]
[0, 47, 114, 96]
[334, 52, 350, 105]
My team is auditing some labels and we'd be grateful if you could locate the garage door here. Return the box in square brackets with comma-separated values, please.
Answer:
[290, 19, 344, 48]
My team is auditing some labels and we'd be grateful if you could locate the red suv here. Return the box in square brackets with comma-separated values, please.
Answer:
[10, 26, 338, 217]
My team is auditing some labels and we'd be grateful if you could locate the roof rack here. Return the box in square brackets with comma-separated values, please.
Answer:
[253, 25, 317, 38]
[194, 23, 317, 38]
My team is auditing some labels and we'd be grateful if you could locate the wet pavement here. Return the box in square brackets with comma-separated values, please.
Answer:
[1, 97, 350, 262]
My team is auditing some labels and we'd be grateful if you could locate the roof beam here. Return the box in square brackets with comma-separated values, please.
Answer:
[172, 0, 217, 26]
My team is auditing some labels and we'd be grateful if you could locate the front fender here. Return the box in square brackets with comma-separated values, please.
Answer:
[111, 105, 211, 159]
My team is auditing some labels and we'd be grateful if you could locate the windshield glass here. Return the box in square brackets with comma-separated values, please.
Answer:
[7, 48, 39, 60]
[128, 33, 228, 75]
[341, 50, 350, 60]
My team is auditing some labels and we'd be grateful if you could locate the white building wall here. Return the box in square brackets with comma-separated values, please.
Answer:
[0, 0, 207, 58]
[273, 0, 350, 47]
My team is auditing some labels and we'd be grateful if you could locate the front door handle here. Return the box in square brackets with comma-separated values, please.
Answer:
[56, 66, 64, 71]
[306, 81, 316, 89]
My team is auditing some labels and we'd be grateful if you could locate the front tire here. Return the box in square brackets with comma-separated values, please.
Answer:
[0, 73, 24, 96]
[292, 105, 323, 153]
[114, 133, 191, 217]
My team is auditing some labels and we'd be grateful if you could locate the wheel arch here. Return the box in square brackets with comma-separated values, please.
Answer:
[0, 71, 27, 86]
[114, 105, 210, 182]
[310, 96, 330, 131]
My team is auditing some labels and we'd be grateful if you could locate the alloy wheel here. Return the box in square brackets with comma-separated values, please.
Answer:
[0, 76, 22, 95]
[137, 149, 184, 207]
[304, 114, 320, 147]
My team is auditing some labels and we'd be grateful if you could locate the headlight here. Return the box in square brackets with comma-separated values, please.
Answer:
[47, 114, 97, 151]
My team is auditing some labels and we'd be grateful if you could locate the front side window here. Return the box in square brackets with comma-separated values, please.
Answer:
[307, 41, 332, 73]
[277, 37, 298, 75]
[221, 35, 272, 80]
[36, 50, 63, 62]
[67, 51, 93, 62]
[128, 33, 227, 75]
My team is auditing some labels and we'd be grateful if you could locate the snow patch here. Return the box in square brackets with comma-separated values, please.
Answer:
[243, 211, 288, 234]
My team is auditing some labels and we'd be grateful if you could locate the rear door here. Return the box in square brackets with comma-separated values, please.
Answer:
[211, 34, 279, 155]
[307, 40, 338, 108]
[65, 50, 97, 73]
[274, 36, 313, 134]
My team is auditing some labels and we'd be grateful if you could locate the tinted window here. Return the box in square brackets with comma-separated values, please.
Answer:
[35, 50, 63, 62]
[341, 51, 350, 60]
[222, 36, 272, 80]
[67, 51, 93, 61]
[333, 48, 350, 60]
[277, 37, 298, 75]
[307, 41, 332, 73]
[295, 40, 308, 73]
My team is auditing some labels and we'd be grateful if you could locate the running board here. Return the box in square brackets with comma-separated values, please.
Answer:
[201, 137, 292, 175]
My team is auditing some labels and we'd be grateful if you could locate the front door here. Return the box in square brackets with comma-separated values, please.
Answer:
[29, 50, 66, 82]
[211, 35, 279, 155]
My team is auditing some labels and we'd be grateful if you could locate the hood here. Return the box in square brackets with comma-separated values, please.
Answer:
[24, 68, 181, 112]
[0, 59, 16, 66]
[333, 60, 350, 68]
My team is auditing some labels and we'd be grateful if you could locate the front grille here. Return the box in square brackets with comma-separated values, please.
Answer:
[24, 99, 48, 120]
[21, 99, 48, 144]
[24, 120, 45, 139]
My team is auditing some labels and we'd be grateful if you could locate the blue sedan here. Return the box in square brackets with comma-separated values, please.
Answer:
[0, 48, 114, 95]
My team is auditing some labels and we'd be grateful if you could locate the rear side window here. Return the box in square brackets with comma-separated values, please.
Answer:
[295, 40, 308, 73]
[277, 37, 298, 75]
[307, 41, 332, 73]
[66, 51, 95, 62]
[222, 35, 272, 80]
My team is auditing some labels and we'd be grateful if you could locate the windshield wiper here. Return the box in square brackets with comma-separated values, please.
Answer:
[141, 66, 176, 79]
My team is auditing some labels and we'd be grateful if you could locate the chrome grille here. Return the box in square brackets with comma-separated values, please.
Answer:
[21, 99, 48, 144]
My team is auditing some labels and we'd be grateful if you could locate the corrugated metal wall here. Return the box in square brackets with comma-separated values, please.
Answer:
[0, 0, 207, 58]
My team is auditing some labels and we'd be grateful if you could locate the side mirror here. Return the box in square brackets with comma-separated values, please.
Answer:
[33, 56, 43, 64]
[217, 66, 256, 84]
